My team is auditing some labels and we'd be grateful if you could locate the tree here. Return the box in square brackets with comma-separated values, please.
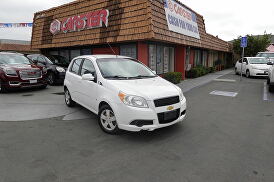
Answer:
[232, 34, 271, 57]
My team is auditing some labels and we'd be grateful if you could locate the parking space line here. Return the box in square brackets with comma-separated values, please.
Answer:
[263, 82, 268, 101]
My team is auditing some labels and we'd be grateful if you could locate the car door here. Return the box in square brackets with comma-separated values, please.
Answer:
[242, 58, 248, 74]
[65, 58, 83, 103]
[78, 58, 98, 111]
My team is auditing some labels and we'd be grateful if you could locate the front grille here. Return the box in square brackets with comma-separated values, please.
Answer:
[19, 69, 42, 80]
[154, 96, 180, 107]
[157, 109, 180, 124]
[130, 120, 154, 127]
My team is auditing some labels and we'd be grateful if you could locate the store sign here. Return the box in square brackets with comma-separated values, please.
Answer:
[163, 0, 200, 39]
[50, 9, 109, 35]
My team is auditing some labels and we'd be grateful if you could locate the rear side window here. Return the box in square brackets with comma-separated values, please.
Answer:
[81, 59, 96, 76]
[70, 59, 82, 75]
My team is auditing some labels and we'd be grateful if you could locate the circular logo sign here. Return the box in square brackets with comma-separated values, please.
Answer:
[50, 19, 61, 35]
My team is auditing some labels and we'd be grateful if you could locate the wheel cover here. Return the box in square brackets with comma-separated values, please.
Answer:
[48, 74, 54, 84]
[65, 90, 70, 105]
[100, 109, 117, 131]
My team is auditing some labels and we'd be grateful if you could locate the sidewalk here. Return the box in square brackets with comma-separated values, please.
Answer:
[177, 69, 233, 93]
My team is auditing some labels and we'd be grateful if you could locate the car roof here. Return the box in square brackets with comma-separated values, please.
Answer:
[0, 51, 23, 55]
[75, 54, 132, 60]
[257, 52, 274, 54]
[244, 57, 266, 58]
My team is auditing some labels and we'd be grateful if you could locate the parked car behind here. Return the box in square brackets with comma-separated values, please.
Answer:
[235, 57, 271, 78]
[64, 55, 187, 134]
[256, 52, 274, 58]
[0, 52, 47, 93]
[27, 54, 69, 85]
[267, 58, 274, 92]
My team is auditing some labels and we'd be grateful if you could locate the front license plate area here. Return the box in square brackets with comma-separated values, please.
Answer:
[29, 80, 37, 84]
[164, 110, 177, 120]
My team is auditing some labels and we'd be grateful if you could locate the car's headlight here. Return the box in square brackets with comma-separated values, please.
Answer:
[4, 68, 17, 76]
[179, 88, 185, 101]
[118, 92, 148, 108]
[56, 66, 66, 73]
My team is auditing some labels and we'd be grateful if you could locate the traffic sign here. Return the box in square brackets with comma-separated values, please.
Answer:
[241, 37, 248, 48]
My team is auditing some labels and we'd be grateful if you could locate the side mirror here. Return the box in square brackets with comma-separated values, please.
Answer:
[267, 62, 274, 65]
[32, 59, 38, 64]
[82, 74, 95, 81]
[152, 71, 156, 75]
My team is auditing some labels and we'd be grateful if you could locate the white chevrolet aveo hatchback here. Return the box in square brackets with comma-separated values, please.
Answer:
[64, 55, 187, 134]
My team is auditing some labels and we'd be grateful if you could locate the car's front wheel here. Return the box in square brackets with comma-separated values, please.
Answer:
[98, 105, 120, 134]
[0, 79, 7, 93]
[267, 78, 270, 85]
[64, 88, 75, 107]
[48, 72, 55, 85]
[246, 70, 251, 78]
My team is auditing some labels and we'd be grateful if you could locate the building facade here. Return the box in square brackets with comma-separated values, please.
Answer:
[31, 0, 232, 79]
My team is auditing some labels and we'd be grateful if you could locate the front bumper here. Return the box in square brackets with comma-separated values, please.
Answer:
[250, 69, 269, 76]
[113, 98, 187, 132]
[1, 76, 47, 89]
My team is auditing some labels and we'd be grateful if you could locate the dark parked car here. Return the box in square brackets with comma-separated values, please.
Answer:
[27, 54, 69, 85]
[0, 52, 47, 93]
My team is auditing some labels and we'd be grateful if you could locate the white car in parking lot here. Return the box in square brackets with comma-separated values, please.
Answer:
[235, 57, 271, 78]
[267, 58, 274, 92]
[64, 55, 187, 134]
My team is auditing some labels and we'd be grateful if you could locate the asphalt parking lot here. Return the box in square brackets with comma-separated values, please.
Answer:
[0, 72, 274, 182]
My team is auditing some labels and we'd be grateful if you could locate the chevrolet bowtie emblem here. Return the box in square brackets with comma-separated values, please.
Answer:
[167, 106, 174, 111]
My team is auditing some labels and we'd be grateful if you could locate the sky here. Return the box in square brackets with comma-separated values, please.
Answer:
[0, 0, 273, 41]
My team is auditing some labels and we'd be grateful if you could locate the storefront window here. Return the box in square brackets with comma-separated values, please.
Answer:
[59, 50, 70, 61]
[81, 48, 91, 55]
[71, 49, 81, 59]
[49, 51, 58, 55]
[149, 44, 174, 74]
[194, 50, 201, 66]
[120, 44, 137, 59]
[202, 51, 208, 67]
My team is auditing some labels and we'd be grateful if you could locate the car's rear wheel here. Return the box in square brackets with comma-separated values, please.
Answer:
[0, 79, 7, 93]
[64, 88, 75, 107]
[235, 68, 239, 75]
[246, 70, 250, 78]
[267, 78, 270, 85]
[48, 72, 55, 85]
[98, 105, 120, 134]
[269, 84, 274, 93]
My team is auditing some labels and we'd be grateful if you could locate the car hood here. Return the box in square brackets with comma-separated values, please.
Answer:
[0, 64, 41, 71]
[107, 77, 180, 100]
[251, 64, 271, 70]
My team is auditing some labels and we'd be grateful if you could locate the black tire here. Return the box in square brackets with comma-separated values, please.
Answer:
[64, 88, 75, 107]
[98, 105, 120, 135]
[40, 84, 47, 89]
[246, 70, 250, 78]
[48, 72, 55, 85]
[267, 78, 270, 85]
[0, 79, 7, 93]
[269, 84, 274, 93]
[235, 68, 239, 75]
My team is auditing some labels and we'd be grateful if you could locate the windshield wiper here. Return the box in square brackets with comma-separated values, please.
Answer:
[104, 75, 130, 80]
[129, 75, 157, 79]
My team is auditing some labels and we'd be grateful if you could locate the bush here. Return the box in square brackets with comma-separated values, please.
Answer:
[186, 66, 211, 78]
[162, 72, 182, 84]
[209, 66, 216, 73]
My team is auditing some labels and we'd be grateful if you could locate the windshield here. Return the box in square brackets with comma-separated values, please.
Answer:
[47, 55, 70, 66]
[97, 58, 156, 79]
[256, 53, 274, 58]
[0, 54, 31, 65]
[248, 58, 269, 64]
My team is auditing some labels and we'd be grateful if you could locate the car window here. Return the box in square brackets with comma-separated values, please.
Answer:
[239, 59, 242, 63]
[243, 58, 247, 63]
[81, 59, 96, 76]
[38, 56, 46, 64]
[70, 58, 82, 75]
